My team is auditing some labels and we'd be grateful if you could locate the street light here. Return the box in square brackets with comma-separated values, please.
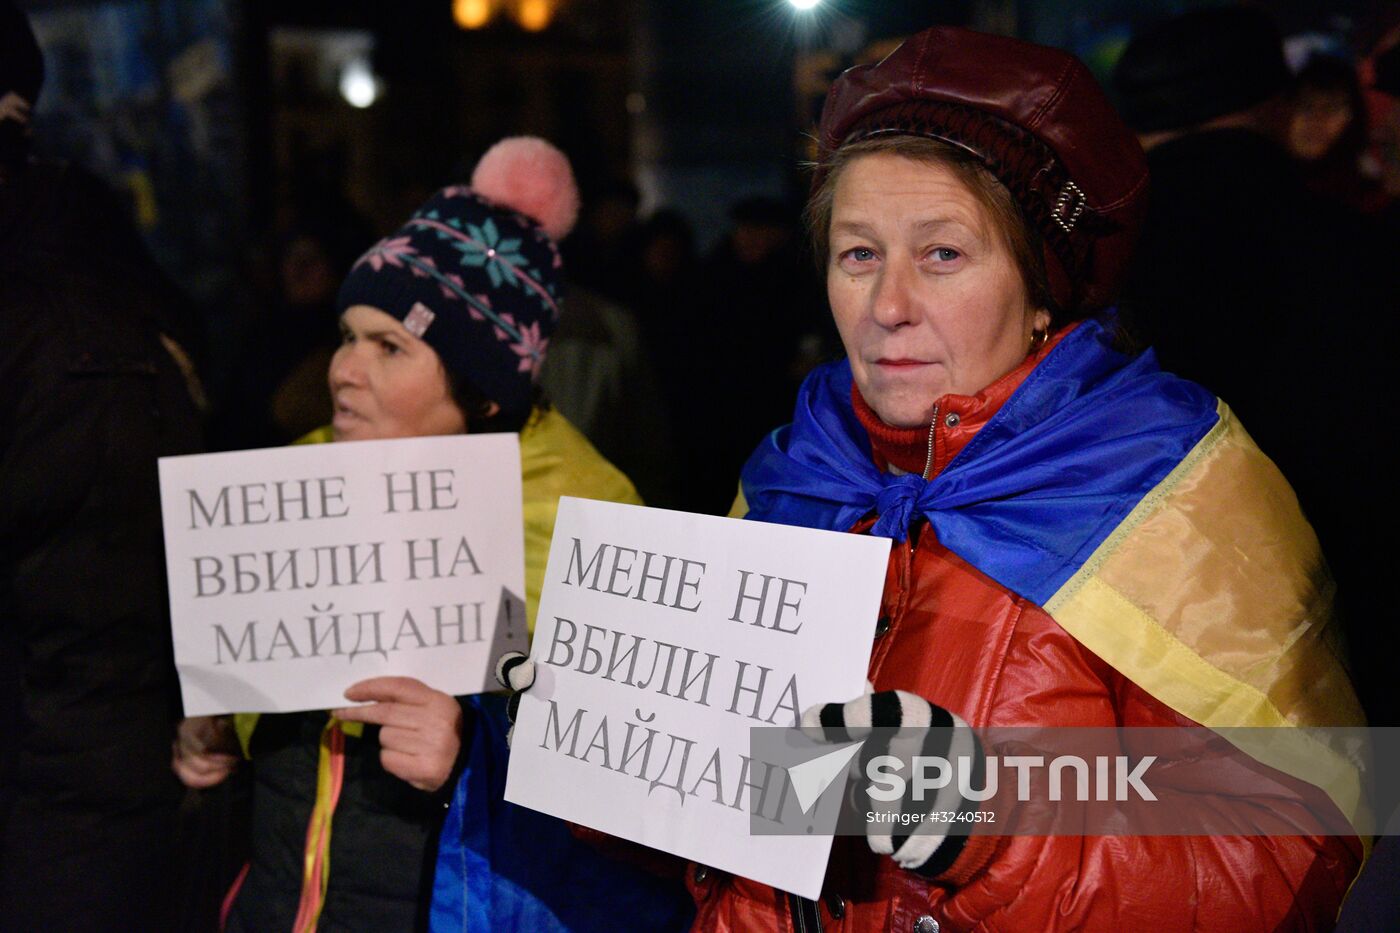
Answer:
[453, 0, 492, 30]
[339, 58, 381, 108]
[515, 0, 554, 32]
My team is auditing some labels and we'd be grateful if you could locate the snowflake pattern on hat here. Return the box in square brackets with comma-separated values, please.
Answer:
[509, 321, 548, 376]
[454, 218, 529, 290]
[355, 236, 417, 272]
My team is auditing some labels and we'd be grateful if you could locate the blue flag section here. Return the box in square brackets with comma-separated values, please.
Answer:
[430, 696, 694, 933]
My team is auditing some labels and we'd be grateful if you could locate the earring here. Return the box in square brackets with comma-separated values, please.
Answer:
[1029, 328, 1049, 353]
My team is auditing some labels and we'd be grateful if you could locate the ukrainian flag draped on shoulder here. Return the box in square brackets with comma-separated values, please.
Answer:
[741, 317, 1366, 826]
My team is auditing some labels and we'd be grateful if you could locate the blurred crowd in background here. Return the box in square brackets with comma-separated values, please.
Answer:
[202, 12, 1400, 511]
[14, 0, 1400, 520]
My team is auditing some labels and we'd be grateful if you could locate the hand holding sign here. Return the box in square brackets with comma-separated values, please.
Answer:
[494, 650, 535, 746]
[801, 687, 981, 875]
[172, 715, 240, 789]
[334, 677, 464, 792]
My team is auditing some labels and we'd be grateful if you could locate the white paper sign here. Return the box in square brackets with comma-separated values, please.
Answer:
[158, 435, 526, 716]
[504, 497, 891, 899]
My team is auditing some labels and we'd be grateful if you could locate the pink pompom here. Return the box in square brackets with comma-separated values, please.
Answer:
[470, 137, 580, 241]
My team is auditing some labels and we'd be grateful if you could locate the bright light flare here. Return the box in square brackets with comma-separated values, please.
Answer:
[789, 0, 820, 10]
[454, 0, 492, 30]
[516, 0, 554, 32]
[340, 59, 381, 108]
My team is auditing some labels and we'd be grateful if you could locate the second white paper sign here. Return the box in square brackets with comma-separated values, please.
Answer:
[505, 497, 891, 899]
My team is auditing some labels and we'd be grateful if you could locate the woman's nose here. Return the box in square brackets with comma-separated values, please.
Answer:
[328, 344, 364, 389]
[869, 258, 920, 329]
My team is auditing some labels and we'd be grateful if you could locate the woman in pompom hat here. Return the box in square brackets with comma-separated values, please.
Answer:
[172, 138, 691, 932]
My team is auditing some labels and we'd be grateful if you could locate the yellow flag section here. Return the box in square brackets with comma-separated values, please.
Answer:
[516, 406, 644, 631]
[1046, 401, 1368, 835]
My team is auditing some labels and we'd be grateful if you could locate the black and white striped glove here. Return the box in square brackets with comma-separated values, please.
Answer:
[494, 651, 536, 747]
[801, 689, 982, 877]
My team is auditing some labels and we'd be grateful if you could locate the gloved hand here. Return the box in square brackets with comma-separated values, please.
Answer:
[494, 650, 536, 746]
[801, 688, 981, 877]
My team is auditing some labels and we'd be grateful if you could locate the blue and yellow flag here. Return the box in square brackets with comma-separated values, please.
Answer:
[739, 318, 1366, 828]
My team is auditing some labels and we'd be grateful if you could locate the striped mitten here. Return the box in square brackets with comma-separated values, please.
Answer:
[801, 689, 982, 877]
[493, 651, 536, 747]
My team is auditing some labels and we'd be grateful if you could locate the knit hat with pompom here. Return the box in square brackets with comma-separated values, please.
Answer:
[337, 136, 579, 425]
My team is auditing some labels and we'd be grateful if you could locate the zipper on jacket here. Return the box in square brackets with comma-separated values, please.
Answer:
[788, 892, 823, 933]
[921, 405, 938, 480]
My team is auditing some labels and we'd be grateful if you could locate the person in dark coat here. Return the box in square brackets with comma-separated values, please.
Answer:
[686, 198, 830, 515]
[1114, 7, 1400, 727]
[0, 4, 205, 929]
[1289, 54, 1390, 214]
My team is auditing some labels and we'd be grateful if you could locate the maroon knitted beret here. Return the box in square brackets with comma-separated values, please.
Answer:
[815, 26, 1149, 313]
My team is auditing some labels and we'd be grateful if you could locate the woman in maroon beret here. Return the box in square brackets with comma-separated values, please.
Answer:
[499, 24, 1368, 932]
[717, 24, 1368, 933]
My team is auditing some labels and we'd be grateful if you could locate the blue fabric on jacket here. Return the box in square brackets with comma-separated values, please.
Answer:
[739, 317, 1219, 606]
[429, 695, 694, 933]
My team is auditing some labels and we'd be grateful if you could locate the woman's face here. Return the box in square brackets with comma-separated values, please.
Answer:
[826, 152, 1049, 429]
[328, 304, 467, 441]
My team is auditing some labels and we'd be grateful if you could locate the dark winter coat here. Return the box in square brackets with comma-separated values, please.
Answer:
[0, 160, 203, 932]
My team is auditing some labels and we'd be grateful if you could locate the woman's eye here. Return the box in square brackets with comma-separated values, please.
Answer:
[838, 246, 878, 269]
[379, 339, 401, 355]
[929, 247, 961, 262]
